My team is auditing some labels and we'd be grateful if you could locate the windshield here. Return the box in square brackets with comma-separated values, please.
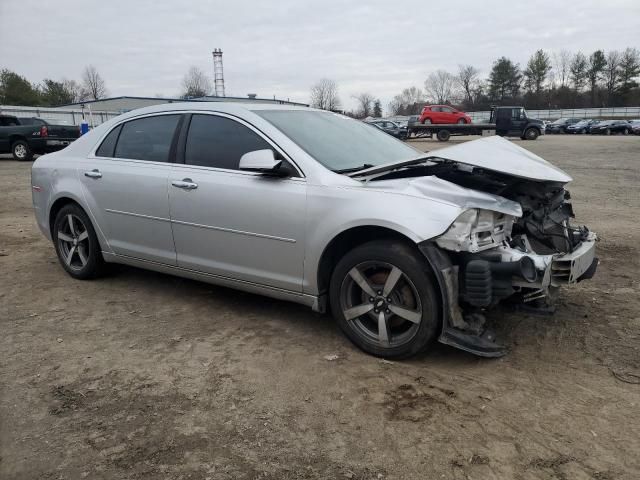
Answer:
[255, 110, 422, 171]
[573, 120, 588, 126]
[551, 118, 568, 124]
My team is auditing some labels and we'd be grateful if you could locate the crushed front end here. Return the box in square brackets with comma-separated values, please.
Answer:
[430, 180, 597, 356]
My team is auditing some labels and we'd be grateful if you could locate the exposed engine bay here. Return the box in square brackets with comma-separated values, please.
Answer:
[369, 155, 598, 355]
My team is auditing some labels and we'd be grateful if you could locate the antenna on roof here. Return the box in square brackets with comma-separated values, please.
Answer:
[212, 49, 225, 97]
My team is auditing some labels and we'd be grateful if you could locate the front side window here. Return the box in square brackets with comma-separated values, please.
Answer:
[255, 110, 422, 172]
[184, 114, 272, 170]
[114, 114, 180, 162]
[441, 107, 453, 113]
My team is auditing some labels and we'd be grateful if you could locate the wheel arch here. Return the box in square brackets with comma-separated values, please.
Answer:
[9, 134, 27, 145]
[48, 196, 84, 238]
[316, 225, 422, 300]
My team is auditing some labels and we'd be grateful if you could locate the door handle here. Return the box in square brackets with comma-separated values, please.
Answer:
[171, 178, 198, 190]
[84, 169, 102, 179]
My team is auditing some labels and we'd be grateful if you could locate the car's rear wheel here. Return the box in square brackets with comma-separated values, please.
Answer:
[605, 128, 611, 135]
[53, 204, 105, 279]
[329, 240, 440, 358]
[422, 118, 432, 124]
[623, 128, 629, 135]
[12, 140, 33, 161]
[436, 129, 451, 141]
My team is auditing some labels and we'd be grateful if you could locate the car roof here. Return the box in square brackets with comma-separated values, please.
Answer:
[110, 102, 318, 122]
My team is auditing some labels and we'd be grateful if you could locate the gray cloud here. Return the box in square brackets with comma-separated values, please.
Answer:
[1, 0, 639, 111]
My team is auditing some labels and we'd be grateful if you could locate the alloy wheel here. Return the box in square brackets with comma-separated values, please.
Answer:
[339, 261, 423, 348]
[57, 214, 90, 271]
[14, 144, 27, 159]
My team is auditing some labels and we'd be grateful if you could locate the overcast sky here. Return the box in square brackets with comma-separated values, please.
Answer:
[1, 0, 639, 112]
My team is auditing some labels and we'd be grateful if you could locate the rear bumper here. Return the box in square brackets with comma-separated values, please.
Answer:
[30, 137, 77, 153]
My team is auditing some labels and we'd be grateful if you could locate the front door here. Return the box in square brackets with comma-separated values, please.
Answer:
[78, 114, 182, 264]
[509, 108, 527, 135]
[168, 113, 306, 292]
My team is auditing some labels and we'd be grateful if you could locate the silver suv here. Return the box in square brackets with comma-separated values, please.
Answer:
[31, 103, 597, 358]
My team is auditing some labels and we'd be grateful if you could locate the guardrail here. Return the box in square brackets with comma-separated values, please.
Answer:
[467, 106, 640, 122]
[0, 105, 119, 127]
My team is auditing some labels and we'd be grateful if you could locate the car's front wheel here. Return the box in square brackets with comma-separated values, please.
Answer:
[329, 240, 440, 358]
[53, 204, 105, 279]
[524, 127, 539, 140]
[457, 118, 466, 124]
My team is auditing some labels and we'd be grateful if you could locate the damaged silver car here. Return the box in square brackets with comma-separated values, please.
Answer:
[31, 104, 597, 358]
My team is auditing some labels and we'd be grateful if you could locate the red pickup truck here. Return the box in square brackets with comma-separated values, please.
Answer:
[418, 105, 472, 125]
[0, 115, 80, 160]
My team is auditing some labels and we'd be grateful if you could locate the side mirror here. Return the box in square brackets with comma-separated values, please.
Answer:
[239, 149, 286, 176]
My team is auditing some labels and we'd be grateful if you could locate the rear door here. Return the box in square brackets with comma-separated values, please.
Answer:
[430, 106, 442, 123]
[168, 113, 307, 292]
[78, 113, 182, 264]
[495, 108, 511, 133]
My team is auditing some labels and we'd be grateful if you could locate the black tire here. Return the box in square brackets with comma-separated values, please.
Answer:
[422, 118, 432, 124]
[524, 127, 539, 140]
[329, 240, 440, 359]
[436, 129, 450, 141]
[623, 128, 629, 135]
[12, 140, 33, 161]
[605, 128, 611, 136]
[457, 118, 466, 124]
[52, 204, 105, 280]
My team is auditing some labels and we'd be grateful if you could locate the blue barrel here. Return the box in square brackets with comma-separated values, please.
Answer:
[80, 121, 89, 135]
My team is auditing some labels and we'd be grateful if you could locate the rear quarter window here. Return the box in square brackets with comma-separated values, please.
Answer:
[95, 125, 122, 157]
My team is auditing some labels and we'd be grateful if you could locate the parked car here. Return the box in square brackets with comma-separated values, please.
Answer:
[545, 117, 582, 134]
[589, 120, 632, 135]
[31, 103, 597, 359]
[628, 119, 640, 135]
[368, 120, 408, 139]
[419, 105, 471, 125]
[565, 119, 600, 134]
[0, 115, 80, 160]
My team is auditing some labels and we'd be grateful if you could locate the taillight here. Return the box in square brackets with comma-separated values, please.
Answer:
[40, 125, 48, 137]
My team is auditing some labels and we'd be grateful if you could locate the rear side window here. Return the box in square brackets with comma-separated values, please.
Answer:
[95, 125, 122, 157]
[184, 114, 272, 170]
[114, 114, 180, 162]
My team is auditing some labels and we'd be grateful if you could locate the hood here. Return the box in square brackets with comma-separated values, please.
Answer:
[365, 175, 523, 217]
[425, 136, 572, 183]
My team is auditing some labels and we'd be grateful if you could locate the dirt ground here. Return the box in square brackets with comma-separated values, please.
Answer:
[1, 135, 639, 480]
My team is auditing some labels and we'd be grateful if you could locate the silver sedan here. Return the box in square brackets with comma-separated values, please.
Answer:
[31, 103, 597, 358]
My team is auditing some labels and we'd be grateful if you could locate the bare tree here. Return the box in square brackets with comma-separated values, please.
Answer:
[552, 50, 572, 88]
[352, 92, 376, 118]
[570, 52, 588, 91]
[181, 66, 211, 98]
[424, 70, 455, 104]
[310, 78, 341, 110]
[81, 65, 107, 100]
[456, 65, 480, 106]
[62, 79, 83, 103]
[604, 50, 621, 100]
[388, 86, 425, 115]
